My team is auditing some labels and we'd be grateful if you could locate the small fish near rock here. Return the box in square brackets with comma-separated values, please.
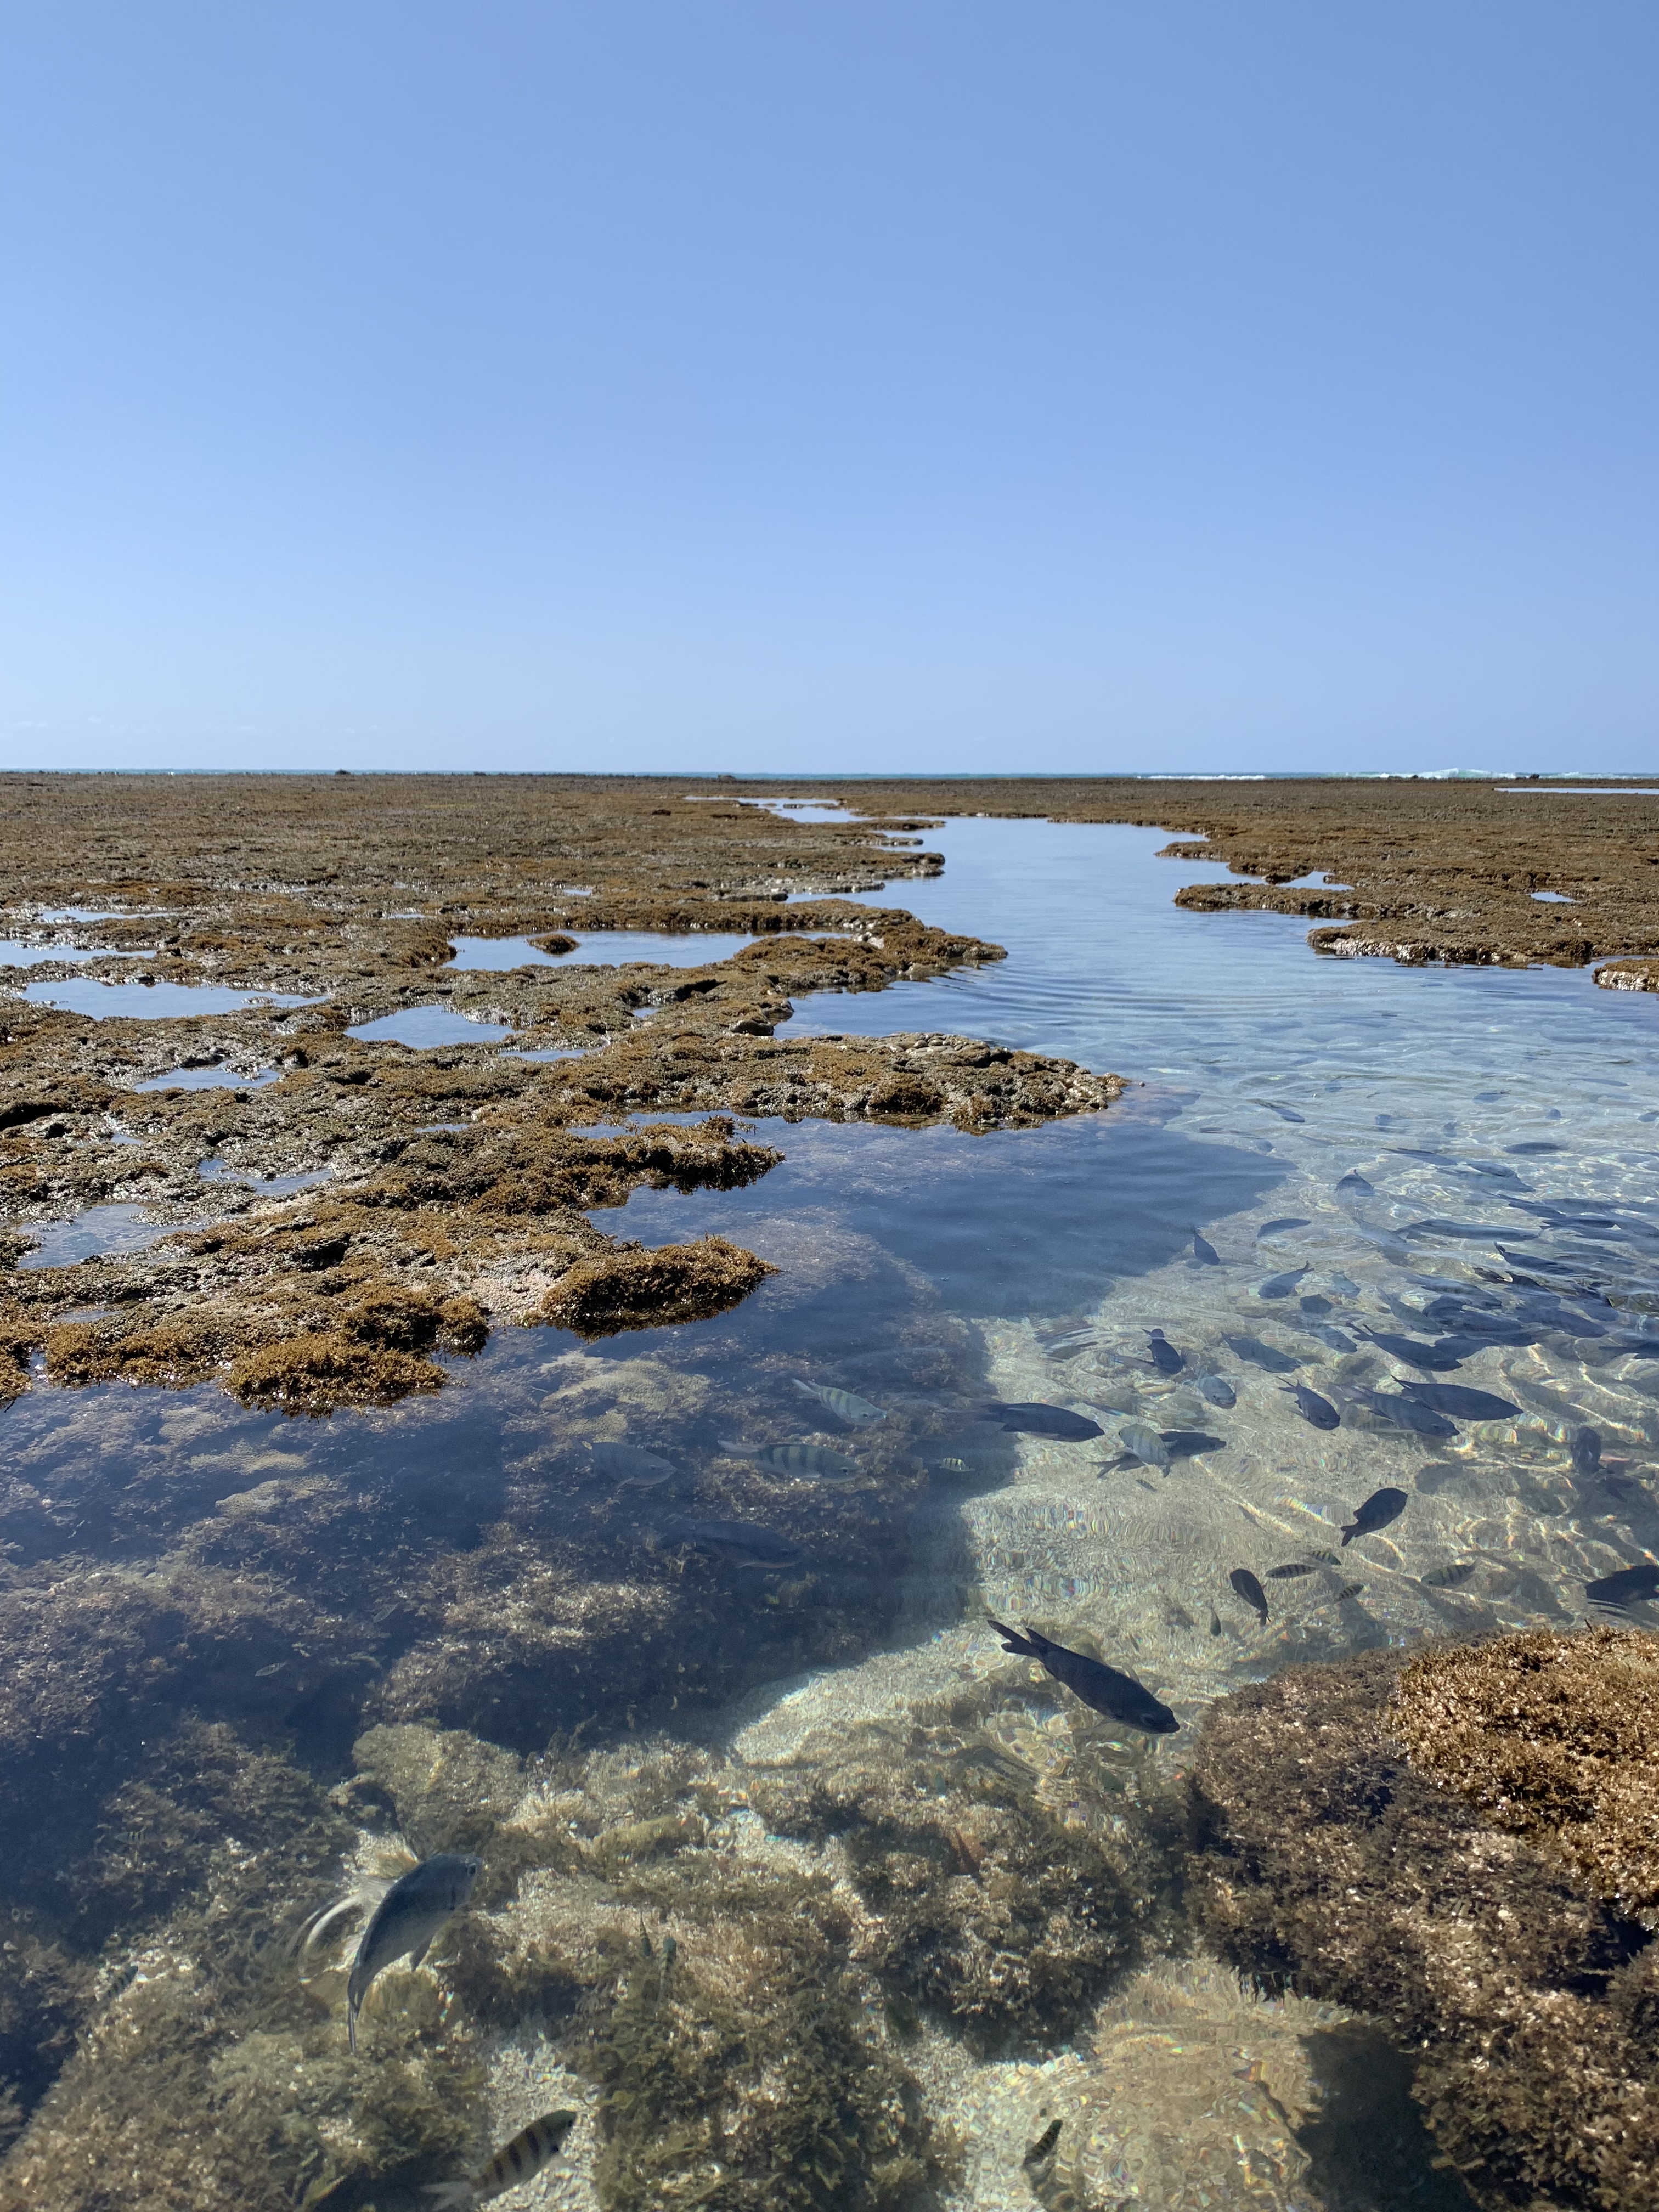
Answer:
[1266, 1562, 1316, 1580]
[1023, 2120, 1063, 2170]
[789, 1376, 886, 1425]
[1223, 1334, 1301, 1374]
[1349, 1389, 1456, 1439]
[1399, 1382, 1521, 1421]
[1358, 1328, 1465, 1372]
[1282, 1382, 1339, 1431]
[718, 1438, 860, 1482]
[345, 1853, 483, 2054]
[1256, 1217, 1311, 1241]
[1191, 1228, 1221, 1265]
[588, 1440, 678, 1491]
[985, 1618, 1179, 1734]
[1117, 1421, 1172, 1472]
[1420, 1560, 1478, 1589]
[1145, 1329, 1185, 1374]
[665, 1514, 803, 1568]
[1229, 1567, 1269, 1624]
[980, 1401, 1104, 1441]
[1195, 1372, 1237, 1408]
[1340, 1487, 1408, 1546]
[1584, 1562, 1659, 1609]
[425, 2110, 578, 2205]
[1257, 1266, 1310, 1300]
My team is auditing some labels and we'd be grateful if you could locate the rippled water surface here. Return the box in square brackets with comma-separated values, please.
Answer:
[9, 821, 1657, 2212]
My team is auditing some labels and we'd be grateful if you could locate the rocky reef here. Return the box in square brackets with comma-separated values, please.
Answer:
[1184, 1630, 1659, 2211]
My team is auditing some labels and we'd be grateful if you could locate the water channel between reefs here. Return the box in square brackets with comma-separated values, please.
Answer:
[8, 818, 1659, 2212]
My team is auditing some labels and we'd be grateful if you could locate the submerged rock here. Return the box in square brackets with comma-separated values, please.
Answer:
[1185, 1636, 1659, 2211]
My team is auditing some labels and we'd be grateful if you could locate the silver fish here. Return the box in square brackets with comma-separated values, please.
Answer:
[719, 1438, 859, 1481]
[1118, 1422, 1172, 1472]
[347, 1853, 482, 2053]
[588, 1441, 677, 1489]
[425, 2109, 578, 2205]
[1195, 1373, 1237, 1409]
[789, 1377, 886, 1425]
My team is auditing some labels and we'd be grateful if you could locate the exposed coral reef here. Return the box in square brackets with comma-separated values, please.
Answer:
[1185, 1639, 1659, 2212]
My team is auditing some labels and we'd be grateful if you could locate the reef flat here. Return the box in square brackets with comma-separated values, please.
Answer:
[0, 775, 1118, 1411]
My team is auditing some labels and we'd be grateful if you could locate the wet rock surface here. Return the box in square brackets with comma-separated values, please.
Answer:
[1185, 1634, 1659, 2211]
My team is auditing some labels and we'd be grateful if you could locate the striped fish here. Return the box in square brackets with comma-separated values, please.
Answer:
[789, 1377, 887, 1425]
[425, 2109, 577, 2204]
[718, 1438, 859, 1481]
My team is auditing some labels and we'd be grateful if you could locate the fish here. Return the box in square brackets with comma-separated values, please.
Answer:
[1301, 1324, 1358, 1352]
[1299, 1293, 1333, 1314]
[1282, 1383, 1339, 1430]
[588, 1441, 678, 1491]
[718, 1438, 860, 1481]
[979, 1402, 1104, 1441]
[1585, 1563, 1659, 1607]
[1329, 1274, 1362, 1298]
[1266, 1562, 1316, 1579]
[1208, 1607, 1223, 1635]
[1572, 1427, 1604, 1475]
[1118, 1422, 1172, 1472]
[1145, 1330, 1185, 1374]
[951, 1741, 1039, 1787]
[1496, 1246, 1582, 1276]
[1399, 1383, 1521, 1421]
[1333, 1581, 1367, 1602]
[1349, 1390, 1457, 1437]
[1407, 1220, 1536, 1242]
[985, 1618, 1179, 1733]
[1257, 1217, 1311, 1240]
[1160, 1429, 1227, 1460]
[1023, 2121, 1063, 2168]
[424, 2111, 578, 2205]
[1340, 1487, 1408, 1545]
[1195, 1373, 1237, 1408]
[789, 1378, 885, 1425]
[1258, 1267, 1310, 1300]
[1420, 1560, 1477, 1589]
[1192, 1228, 1220, 1265]
[1259, 1101, 1306, 1123]
[1229, 1567, 1269, 1624]
[1335, 1171, 1374, 1198]
[1223, 1334, 1301, 1374]
[665, 1515, 803, 1567]
[1358, 1328, 1464, 1370]
[347, 1854, 482, 2053]
[1506, 1141, 1564, 1155]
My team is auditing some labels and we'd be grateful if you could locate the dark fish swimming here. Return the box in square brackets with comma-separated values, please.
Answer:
[1192, 1228, 1220, 1265]
[1584, 1563, 1659, 1607]
[1257, 1217, 1311, 1240]
[980, 1402, 1104, 1441]
[1229, 1567, 1269, 1624]
[1259, 1101, 1306, 1123]
[1195, 1372, 1237, 1408]
[1266, 1562, 1316, 1579]
[1160, 1429, 1227, 1460]
[1572, 1427, 1603, 1475]
[1023, 2121, 1063, 2169]
[1341, 1487, 1408, 1545]
[1301, 1324, 1358, 1353]
[1399, 1383, 1521, 1421]
[985, 1618, 1179, 1733]
[667, 1515, 802, 1567]
[1258, 1267, 1310, 1300]
[1335, 1171, 1374, 1198]
[1359, 1328, 1464, 1370]
[425, 2110, 578, 2205]
[1350, 1389, 1456, 1437]
[1282, 1382, 1339, 1430]
[1506, 1141, 1565, 1155]
[1223, 1334, 1300, 1374]
[1407, 1218, 1536, 1241]
[347, 1854, 482, 2054]
[1145, 1329, 1185, 1374]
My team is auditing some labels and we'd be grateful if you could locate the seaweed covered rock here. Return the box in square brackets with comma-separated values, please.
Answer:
[538, 1233, 777, 1337]
[1185, 1640, 1659, 2211]
[751, 1711, 1173, 2053]
[1393, 1626, 1659, 1930]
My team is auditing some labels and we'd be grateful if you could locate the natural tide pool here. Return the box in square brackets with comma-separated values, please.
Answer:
[4, 819, 1656, 2212]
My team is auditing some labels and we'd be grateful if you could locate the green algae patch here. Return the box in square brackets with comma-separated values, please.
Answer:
[539, 1234, 777, 1338]
[1393, 1626, 1659, 1932]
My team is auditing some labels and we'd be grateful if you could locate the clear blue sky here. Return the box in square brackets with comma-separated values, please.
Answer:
[2, 4, 1654, 774]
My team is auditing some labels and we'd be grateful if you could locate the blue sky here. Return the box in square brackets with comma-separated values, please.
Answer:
[2, 3, 1654, 774]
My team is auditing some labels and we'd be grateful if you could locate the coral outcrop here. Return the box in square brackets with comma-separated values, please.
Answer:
[1185, 1635, 1659, 2211]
